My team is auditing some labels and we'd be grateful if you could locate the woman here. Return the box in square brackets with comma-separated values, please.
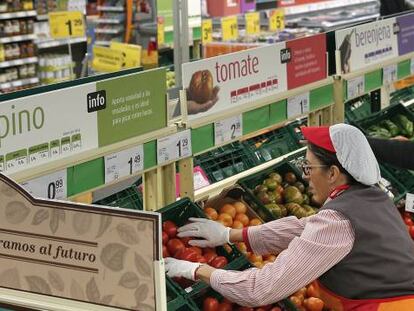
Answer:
[165, 124, 414, 310]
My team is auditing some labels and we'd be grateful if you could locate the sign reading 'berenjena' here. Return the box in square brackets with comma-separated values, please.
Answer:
[0, 173, 161, 310]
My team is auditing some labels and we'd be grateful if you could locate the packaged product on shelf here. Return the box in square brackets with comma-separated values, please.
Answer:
[0, 44, 4, 62]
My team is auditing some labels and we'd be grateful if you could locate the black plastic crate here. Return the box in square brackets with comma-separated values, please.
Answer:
[194, 142, 257, 183]
[94, 186, 143, 210]
[345, 94, 373, 123]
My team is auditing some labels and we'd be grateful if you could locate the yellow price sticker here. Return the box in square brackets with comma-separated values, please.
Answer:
[157, 16, 165, 46]
[110, 42, 142, 68]
[269, 9, 285, 32]
[49, 11, 85, 39]
[246, 12, 260, 35]
[221, 16, 238, 41]
[92, 45, 125, 73]
[202, 19, 213, 44]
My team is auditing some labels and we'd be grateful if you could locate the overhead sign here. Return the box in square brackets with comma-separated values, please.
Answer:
[182, 34, 327, 123]
[0, 173, 161, 310]
[49, 11, 85, 39]
[397, 13, 414, 56]
[0, 68, 167, 174]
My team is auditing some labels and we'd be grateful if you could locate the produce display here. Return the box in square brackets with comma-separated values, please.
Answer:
[367, 114, 413, 139]
[201, 295, 284, 311]
[288, 282, 324, 311]
[166, 70, 175, 89]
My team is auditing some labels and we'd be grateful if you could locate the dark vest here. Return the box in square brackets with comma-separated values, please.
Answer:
[319, 184, 414, 299]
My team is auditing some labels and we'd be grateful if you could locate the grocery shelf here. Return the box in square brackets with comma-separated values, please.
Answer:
[94, 40, 112, 46]
[96, 18, 124, 24]
[39, 62, 75, 72]
[36, 36, 87, 49]
[0, 10, 36, 20]
[0, 57, 38, 69]
[97, 6, 124, 12]
[36, 14, 48, 21]
[283, 0, 378, 16]
[0, 34, 36, 44]
[0, 77, 39, 90]
[95, 28, 123, 34]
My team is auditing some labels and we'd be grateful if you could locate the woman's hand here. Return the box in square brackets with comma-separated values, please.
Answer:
[164, 257, 201, 281]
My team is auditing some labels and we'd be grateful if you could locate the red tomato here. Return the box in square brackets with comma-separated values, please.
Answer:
[163, 220, 177, 238]
[257, 305, 272, 310]
[217, 302, 232, 311]
[203, 247, 217, 255]
[404, 217, 414, 226]
[189, 246, 202, 256]
[162, 231, 169, 245]
[181, 236, 192, 247]
[203, 297, 219, 311]
[210, 256, 228, 268]
[303, 297, 324, 311]
[197, 255, 207, 263]
[403, 212, 412, 218]
[167, 238, 185, 255]
[162, 245, 170, 258]
[270, 308, 281, 311]
[236, 307, 254, 311]
[180, 248, 198, 262]
[204, 252, 218, 264]
[409, 226, 414, 239]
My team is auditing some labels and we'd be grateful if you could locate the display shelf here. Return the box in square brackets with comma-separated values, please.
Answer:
[0, 10, 36, 20]
[0, 34, 36, 44]
[0, 77, 39, 90]
[95, 28, 123, 34]
[97, 5, 124, 12]
[40, 75, 76, 84]
[283, 0, 378, 16]
[95, 17, 124, 24]
[36, 36, 87, 49]
[94, 40, 112, 46]
[39, 62, 75, 72]
[0, 57, 38, 69]
[36, 14, 48, 21]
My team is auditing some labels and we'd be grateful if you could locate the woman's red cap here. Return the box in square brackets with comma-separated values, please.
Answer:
[301, 126, 336, 153]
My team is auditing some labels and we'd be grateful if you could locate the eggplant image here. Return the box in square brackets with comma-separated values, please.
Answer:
[339, 29, 356, 74]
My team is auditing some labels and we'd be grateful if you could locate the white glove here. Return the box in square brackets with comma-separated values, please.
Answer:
[164, 257, 201, 281]
[177, 217, 231, 248]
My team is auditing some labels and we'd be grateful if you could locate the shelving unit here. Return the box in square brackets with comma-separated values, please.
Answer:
[0, 10, 36, 20]
[35, 36, 87, 49]
[0, 33, 36, 44]
[0, 56, 38, 68]
[0, 76, 39, 89]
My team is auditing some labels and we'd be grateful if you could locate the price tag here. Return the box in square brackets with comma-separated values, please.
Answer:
[157, 16, 165, 46]
[202, 19, 213, 44]
[157, 130, 192, 165]
[104, 145, 144, 184]
[21, 170, 67, 200]
[214, 115, 243, 145]
[269, 9, 285, 32]
[221, 16, 238, 41]
[193, 169, 210, 190]
[383, 64, 398, 85]
[50, 140, 60, 159]
[246, 12, 260, 35]
[410, 58, 414, 75]
[405, 193, 414, 213]
[287, 92, 310, 118]
[49, 11, 85, 39]
[347, 76, 365, 99]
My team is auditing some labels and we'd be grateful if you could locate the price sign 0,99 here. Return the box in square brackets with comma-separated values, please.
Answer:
[246, 12, 260, 35]
[202, 19, 213, 44]
[21, 170, 67, 200]
[214, 115, 243, 145]
[157, 129, 192, 165]
[49, 11, 85, 39]
[221, 16, 238, 41]
[269, 9, 285, 32]
[104, 145, 144, 184]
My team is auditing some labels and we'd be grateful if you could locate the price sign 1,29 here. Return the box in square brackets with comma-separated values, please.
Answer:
[49, 11, 85, 39]
[157, 129, 192, 165]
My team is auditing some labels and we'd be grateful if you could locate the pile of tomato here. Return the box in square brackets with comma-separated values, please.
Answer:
[401, 212, 414, 239]
[202, 296, 282, 311]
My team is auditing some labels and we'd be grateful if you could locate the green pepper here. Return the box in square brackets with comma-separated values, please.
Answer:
[381, 120, 400, 137]
[392, 114, 413, 137]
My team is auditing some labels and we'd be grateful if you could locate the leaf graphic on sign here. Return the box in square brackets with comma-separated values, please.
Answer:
[25, 276, 52, 295]
[86, 277, 100, 303]
[137, 220, 147, 232]
[70, 279, 84, 300]
[73, 212, 92, 235]
[134, 283, 149, 302]
[96, 215, 112, 238]
[50, 209, 60, 233]
[134, 253, 151, 278]
[0, 183, 16, 198]
[117, 223, 139, 245]
[48, 271, 64, 292]
[57, 209, 65, 222]
[135, 302, 154, 311]
[101, 243, 128, 272]
[5, 201, 30, 224]
[101, 294, 114, 304]
[32, 209, 49, 225]
[0, 268, 21, 288]
[119, 271, 140, 289]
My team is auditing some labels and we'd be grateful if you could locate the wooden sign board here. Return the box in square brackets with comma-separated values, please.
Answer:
[0, 174, 162, 310]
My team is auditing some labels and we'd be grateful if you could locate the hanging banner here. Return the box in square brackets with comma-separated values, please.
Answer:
[335, 18, 399, 74]
[397, 13, 414, 56]
[0, 68, 167, 174]
[0, 174, 161, 310]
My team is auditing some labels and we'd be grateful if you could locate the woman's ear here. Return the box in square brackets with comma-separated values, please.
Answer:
[329, 165, 341, 183]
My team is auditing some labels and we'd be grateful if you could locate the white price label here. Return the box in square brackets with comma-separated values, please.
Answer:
[157, 129, 192, 165]
[61, 142, 71, 155]
[7, 155, 27, 172]
[406, 193, 414, 213]
[21, 170, 67, 200]
[411, 58, 414, 75]
[29, 149, 49, 164]
[347, 76, 365, 99]
[383, 64, 398, 85]
[287, 92, 310, 118]
[214, 115, 243, 145]
[104, 145, 144, 184]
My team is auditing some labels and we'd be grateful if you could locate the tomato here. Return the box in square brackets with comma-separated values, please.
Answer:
[289, 296, 302, 308]
[217, 302, 232, 311]
[404, 217, 413, 226]
[162, 231, 169, 245]
[236, 307, 254, 311]
[189, 246, 202, 256]
[204, 252, 218, 264]
[256, 305, 272, 310]
[203, 247, 217, 255]
[180, 248, 198, 262]
[403, 212, 412, 218]
[167, 238, 185, 255]
[173, 277, 193, 289]
[203, 297, 219, 311]
[210, 256, 228, 268]
[306, 283, 320, 298]
[162, 245, 170, 258]
[303, 297, 324, 311]
[163, 220, 177, 238]
[409, 226, 414, 239]
[196, 255, 207, 263]
[181, 236, 192, 247]
[293, 293, 304, 304]
[270, 308, 281, 311]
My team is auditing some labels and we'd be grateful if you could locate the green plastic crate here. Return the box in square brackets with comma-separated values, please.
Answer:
[167, 278, 198, 311]
[94, 186, 143, 210]
[194, 142, 257, 183]
[286, 118, 308, 143]
[242, 125, 302, 165]
[345, 94, 373, 122]
[159, 198, 243, 296]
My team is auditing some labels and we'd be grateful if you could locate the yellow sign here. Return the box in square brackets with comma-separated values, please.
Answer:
[221, 16, 238, 41]
[246, 12, 260, 35]
[202, 19, 213, 43]
[110, 42, 142, 68]
[269, 9, 285, 32]
[92, 45, 124, 72]
[157, 16, 165, 46]
[49, 11, 85, 39]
